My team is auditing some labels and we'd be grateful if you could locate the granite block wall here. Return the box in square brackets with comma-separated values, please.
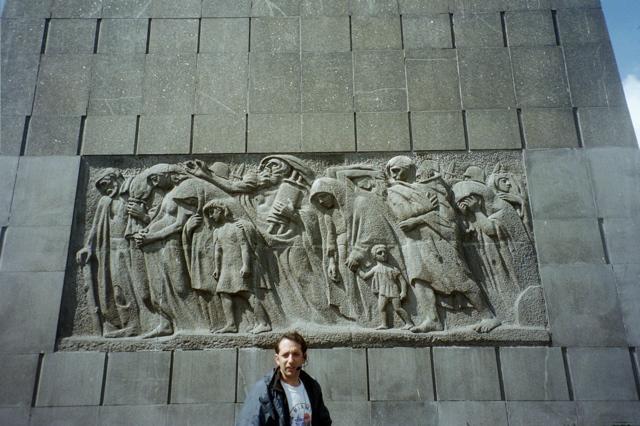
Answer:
[1, 0, 639, 424]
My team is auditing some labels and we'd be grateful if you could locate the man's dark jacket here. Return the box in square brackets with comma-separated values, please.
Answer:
[236, 368, 332, 425]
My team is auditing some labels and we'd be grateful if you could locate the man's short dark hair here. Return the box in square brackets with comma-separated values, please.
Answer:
[275, 331, 308, 355]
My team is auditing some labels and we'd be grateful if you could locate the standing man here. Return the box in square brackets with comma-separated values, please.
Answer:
[237, 332, 332, 425]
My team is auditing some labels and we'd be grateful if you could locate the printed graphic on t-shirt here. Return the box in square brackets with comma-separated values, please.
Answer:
[290, 402, 312, 426]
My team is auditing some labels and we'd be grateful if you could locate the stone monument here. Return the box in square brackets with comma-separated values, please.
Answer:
[1, 0, 638, 424]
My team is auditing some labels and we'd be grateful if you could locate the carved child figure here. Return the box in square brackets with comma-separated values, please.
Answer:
[204, 200, 271, 334]
[358, 244, 414, 330]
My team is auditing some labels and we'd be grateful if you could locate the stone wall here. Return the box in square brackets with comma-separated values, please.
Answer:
[1, 0, 639, 424]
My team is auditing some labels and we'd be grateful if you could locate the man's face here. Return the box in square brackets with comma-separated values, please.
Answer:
[207, 207, 223, 223]
[388, 165, 408, 182]
[96, 174, 120, 198]
[315, 192, 335, 210]
[496, 177, 511, 193]
[374, 247, 387, 262]
[275, 338, 305, 383]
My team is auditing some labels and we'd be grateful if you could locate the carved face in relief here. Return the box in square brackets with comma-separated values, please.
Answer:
[313, 192, 335, 210]
[96, 174, 121, 198]
[496, 177, 512, 193]
[207, 206, 224, 223]
[373, 246, 388, 263]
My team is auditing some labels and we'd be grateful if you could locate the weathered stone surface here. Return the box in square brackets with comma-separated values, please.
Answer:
[196, 53, 248, 115]
[520, 108, 579, 149]
[82, 116, 137, 155]
[438, 401, 508, 424]
[614, 265, 640, 346]
[149, 19, 199, 53]
[602, 218, 640, 265]
[400, 0, 451, 13]
[142, 55, 197, 115]
[305, 348, 368, 401]
[301, 0, 349, 16]
[1, 53, 41, 116]
[8, 156, 80, 226]
[533, 219, 605, 265]
[51, 0, 102, 18]
[97, 18, 148, 54]
[46, 19, 96, 54]
[524, 149, 596, 219]
[0, 116, 26, 156]
[511, 47, 571, 108]
[506, 401, 577, 425]
[301, 52, 354, 113]
[301, 113, 355, 152]
[405, 49, 461, 111]
[199, 19, 249, 53]
[325, 401, 371, 424]
[453, 12, 503, 48]
[433, 347, 501, 400]
[88, 54, 145, 116]
[30, 406, 99, 425]
[500, 347, 569, 401]
[193, 114, 246, 154]
[103, 351, 171, 405]
[101, 0, 151, 18]
[25, 116, 81, 156]
[171, 349, 236, 403]
[368, 348, 433, 401]
[98, 405, 168, 424]
[356, 112, 410, 151]
[349, 0, 398, 16]
[137, 115, 192, 154]
[250, 0, 300, 17]
[251, 18, 300, 52]
[354, 50, 407, 112]
[540, 265, 627, 346]
[504, 10, 556, 47]
[167, 403, 236, 424]
[452, 0, 553, 12]
[567, 347, 637, 400]
[37, 352, 105, 406]
[1, 19, 45, 55]
[578, 107, 638, 148]
[0, 272, 64, 354]
[371, 401, 438, 425]
[576, 401, 640, 424]
[458, 48, 516, 109]
[550, 0, 601, 8]
[248, 53, 301, 114]
[0, 157, 19, 226]
[247, 113, 301, 152]
[0, 354, 40, 407]
[466, 109, 521, 150]
[1, 0, 53, 18]
[237, 348, 274, 402]
[0, 407, 30, 425]
[202, 0, 251, 18]
[0, 227, 71, 272]
[301, 17, 350, 52]
[33, 54, 93, 116]
[556, 8, 609, 45]
[411, 111, 466, 151]
[402, 15, 452, 50]
[149, 0, 201, 18]
[351, 16, 402, 50]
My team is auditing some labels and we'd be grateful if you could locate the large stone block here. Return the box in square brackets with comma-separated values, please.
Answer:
[399, 0, 451, 14]
[567, 347, 637, 400]
[236, 348, 275, 402]
[171, 349, 236, 403]
[142, 54, 197, 115]
[602, 218, 640, 265]
[24, 116, 81, 156]
[30, 406, 99, 425]
[0, 116, 26, 156]
[511, 46, 571, 108]
[351, 16, 402, 50]
[193, 114, 246, 154]
[101, 0, 151, 18]
[550, 0, 601, 8]
[355, 112, 410, 152]
[458, 48, 516, 110]
[149, 0, 201, 18]
[0, 227, 71, 273]
[250, 18, 300, 52]
[0, 354, 39, 407]
[301, 113, 355, 152]
[98, 405, 168, 424]
[354, 50, 407, 112]
[1, 53, 41, 116]
[301, 52, 354, 113]
[199, 18, 249, 53]
[533, 218, 605, 265]
[1, 19, 46, 55]
[82, 116, 137, 155]
[500, 347, 569, 401]
[405, 49, 461, 111]
[614, 265, 640, 346]
[167, 403, 236, 424]
[0, 407, 30, 425]
[576, 401, 640, 424]
[196, 53, 248, 115]
[540, 265, 627, 346]
[349, 0, 398, 16]
[370, 401, 438, 425]
[411, 111, 466, 151]
[88, 54, 145, 116]
[301, 17, 351, 52]
[97, 18, 148, 54]
[506, 401, 577, 425]
[453, 12, 504, 48]
[45, 19, 96, 54]
[248, 52, 301, 114]
[586, 147, 640, 218]
[247, 114, 301, 153]
[8, 156, 79, 226]
[452, 0, 553, 12]
[250, 0, 300, 17]
[305, 348, 368, 401]
[368, 348, 433, 401]
[524, 149, 596, 219]
[202, 0, 251, 18]
[1, 0, 53, 18]
[466, 109, 521, 150]
[520, 108, 579, 149]
[148, 19, 199, 54]
[0, 273, 64, 354]
[33, 54, 93, 116]
[402, 15, 452, 50]
[504, 10, 556, 47]
[432, 347, 501, 401]
[103, 351, 171, 405]
[325, 401, 371, 424]
[578, 106, 638, 148]
[0, 157, 19, 226]
[556, 8, 609, 45]
[36, 352, 105, 406]
[301, 0, 349, 16]
[51, 0, 102, 18]
[438, 401, 508, 424]
[137, 115, 192, 154]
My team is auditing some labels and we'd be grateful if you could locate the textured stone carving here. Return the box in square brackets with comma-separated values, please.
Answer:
[62, 153, 547, 348]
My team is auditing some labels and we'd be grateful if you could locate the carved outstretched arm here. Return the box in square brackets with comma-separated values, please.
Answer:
[185, 160, 255, 193]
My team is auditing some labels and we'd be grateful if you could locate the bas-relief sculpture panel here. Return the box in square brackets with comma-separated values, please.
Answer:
[58, 152, 548, 350]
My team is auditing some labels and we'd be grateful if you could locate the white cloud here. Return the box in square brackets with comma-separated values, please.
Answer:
[622, 74, 640, 147]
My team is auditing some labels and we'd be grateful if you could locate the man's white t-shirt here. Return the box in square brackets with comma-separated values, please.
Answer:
[281, 380, 312, 425]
